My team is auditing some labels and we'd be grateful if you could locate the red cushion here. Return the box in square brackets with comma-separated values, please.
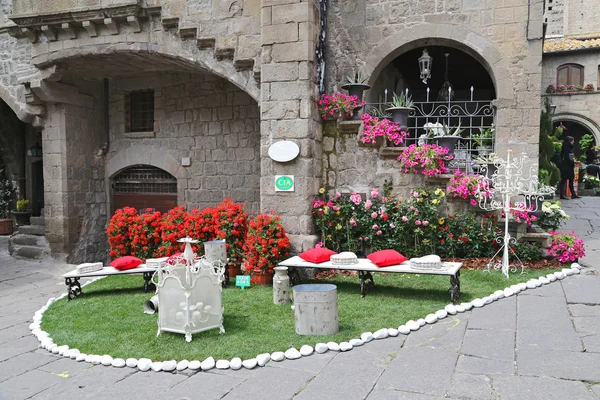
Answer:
[110, 256, 143, 271]
[367, 250, 407, 267]
[166, 252, 183, 265]
[299, 248, 337, 263]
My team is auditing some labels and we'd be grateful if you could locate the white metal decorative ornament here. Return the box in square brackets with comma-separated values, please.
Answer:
[154, 237, 225, 342]
[476, 150, 549, 277]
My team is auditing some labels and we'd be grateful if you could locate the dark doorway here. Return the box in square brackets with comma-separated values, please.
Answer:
[31, 160, 44, 216]
[112, 165, 177, 213]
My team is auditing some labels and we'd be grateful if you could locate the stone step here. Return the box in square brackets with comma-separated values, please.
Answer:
[8, 244, 49, 260]
[10, 233, 47, 247]
[30, 216, 44, 226]
[17, 224, 45, 236]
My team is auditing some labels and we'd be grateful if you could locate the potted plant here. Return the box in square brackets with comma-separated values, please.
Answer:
[584, 83, 595, 91]
[318, 92, 365, 121]
[473, 125, 494, 155]
[341, 70, 370, 102]
[473, 152, 499, 179]
[567, 84, 576, 92]
[242, 212, 291, 285]
[386, 92, 414, 129]
[426, 122, 464, 157]
[575, 85, 583, 91]
[546, 84, 556, 93]
[12, 199, 31, 226]
[557, 84, 566, 92]
[0, 151, 13, 235]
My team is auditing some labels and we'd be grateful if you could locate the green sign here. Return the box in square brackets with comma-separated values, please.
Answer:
[235, 275, 251, 290]
[275, 175, 294, 192]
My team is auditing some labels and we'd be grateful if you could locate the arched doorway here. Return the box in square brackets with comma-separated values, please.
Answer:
[111, 165, 177, 213]
[552, 119, 598, 163]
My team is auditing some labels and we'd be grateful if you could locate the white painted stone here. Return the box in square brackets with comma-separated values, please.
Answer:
[349, 338, 364, 347]
[91, 355, 101, 365]
[112, 358, 126, 368]
[435, 310, 448, 319]
[327, 341, 340, 351]
[100, 355, 112, 366]
[455, 304, 466, 313]
[494, 290, 505, 299]
[526, 281, 537, 289]
[503, 288, 514, 297]
[201, 356, 216, 370]
[76, 353, 87, 362]
[510, 285, 521, 293]
[398, 325, 410, 334]
[546, 274, 557, 282]
[315, 343, 329, 353]
[215, 359, 230, 369]
[230, 358, 242, 370]
[534, 279, 543, 287]
[340, 342, 353, 351]
[483, 296, 493, 304]
[188, 360, 201, 370]
[271, 351, 285, 361]
[242, 358, 258, 369]
[162, 360, 177, 371]
[539, 276, 550, 285]
[571, 262, 580, 269]
[300, 345, 314, 356]
[425, 314, 438, 324]
[58, 346, 69, 356]
[388, 328, 399, 337]
[554, 271, 565, 280]
[472, 298, 485, 308]
[29, 323, 40, 330]
[84, 354, 94, 363]
[360, 332, 374, 342]
[68, 349, 80, 359]
[37, 331, 49, 339]
[150, 362, 163, 372]
[126, 358, 138, 368]
[176, 360, 189, 371]
[562, 268, 574, 276]
[51, 346, 60, 354]
[406, 320, 420, 331]
[461, 302, 473, 311]
[373, 328, 388, 339]
[445, 304, 457, 315]
[284, 348, 301, 359]
[417, 318, 426, 327]
[138, 359, 151, 371]
[518, 282, 527, 290]
[257, 353, 270, 366]
[63, 349, 73, 358]
[571, 267, 580, 274]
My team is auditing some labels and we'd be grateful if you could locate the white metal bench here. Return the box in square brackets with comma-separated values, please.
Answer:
[278, 256, 463, 302]
[62, 265, 157, 301]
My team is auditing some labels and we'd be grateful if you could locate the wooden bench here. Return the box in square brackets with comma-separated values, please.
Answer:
[62, 265, 157, 301]
[278, 256, 463, 302]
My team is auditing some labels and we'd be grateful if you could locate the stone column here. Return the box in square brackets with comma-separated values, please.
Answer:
[260, 0, 321, 252]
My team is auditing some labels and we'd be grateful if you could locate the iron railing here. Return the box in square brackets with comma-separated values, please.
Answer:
[365, 87, 496, 173]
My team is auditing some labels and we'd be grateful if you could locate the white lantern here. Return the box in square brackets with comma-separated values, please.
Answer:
[419, 49, 432, 84]
[155, 237, 225, 342]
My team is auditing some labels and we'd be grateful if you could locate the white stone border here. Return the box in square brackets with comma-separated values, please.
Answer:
[30, 265, 581, 372]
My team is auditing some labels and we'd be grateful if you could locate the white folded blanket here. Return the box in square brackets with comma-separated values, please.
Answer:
[76, 262, 104, 273]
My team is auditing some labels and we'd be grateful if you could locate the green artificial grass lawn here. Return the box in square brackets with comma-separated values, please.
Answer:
[42, 268, 561, 361]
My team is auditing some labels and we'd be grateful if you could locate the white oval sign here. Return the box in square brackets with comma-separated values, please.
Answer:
[268, 140, 300, 163]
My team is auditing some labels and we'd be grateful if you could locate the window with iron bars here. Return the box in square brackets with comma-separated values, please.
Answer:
[125, 90, 155, 132]
[113, 165, 177, 194]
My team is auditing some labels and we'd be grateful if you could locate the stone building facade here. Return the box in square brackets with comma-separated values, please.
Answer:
[0, 0, 546, 263]
[542, 0, 600, 150]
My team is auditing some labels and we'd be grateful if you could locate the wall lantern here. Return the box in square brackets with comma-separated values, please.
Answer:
[549, 100, 557, 116]
[28, 142, 42, 158]
[418, 49, 432, 84]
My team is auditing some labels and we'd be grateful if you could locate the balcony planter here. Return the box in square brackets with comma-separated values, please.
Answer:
[386, 107, 412, 129]
[434, 135, 460, 157]
[12, 210, 31, 226]
[341, 83, 370, 102]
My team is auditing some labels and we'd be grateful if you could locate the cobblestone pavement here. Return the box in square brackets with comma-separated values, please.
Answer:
[0, 198, 599, 400]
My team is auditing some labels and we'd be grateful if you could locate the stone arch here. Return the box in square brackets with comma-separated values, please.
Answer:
[33, 30, 259, 101]
[363, 24, 513, 100]
[552, 113, 600, 143]
[0, 85, 39, 126]
[107, 145, 189, 180]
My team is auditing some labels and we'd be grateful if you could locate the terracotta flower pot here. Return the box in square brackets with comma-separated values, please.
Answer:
[252, 270, 273, 285]
[227, 262, 242, 280]
[0, 219, 12, 235]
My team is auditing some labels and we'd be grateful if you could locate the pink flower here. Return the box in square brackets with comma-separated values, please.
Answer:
[335, 192, 341, 198]
[376, 230, 382, 235]
[470, 199, 477, 206]
[371, 188, 380, 198]
[365, 199, 372, 210]
[350, 218, 357, 227]
[350, 193, 362, 205]
[422, 221, 429, 226]
[415, 220, 422, 226]
[390, 224, 396, 229]
[372, 224, 379, 230]
[401, 216, 408, 222]
[371, 212, 378, 219]
[315, 242, 323, 248]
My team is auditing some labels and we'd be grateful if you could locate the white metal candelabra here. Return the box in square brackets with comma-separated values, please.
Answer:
[476, 150, 549, 277]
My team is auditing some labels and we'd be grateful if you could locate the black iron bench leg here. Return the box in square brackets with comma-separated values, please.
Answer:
[450, 271, 461, 304]
[288, 267, 302, 286]
[143, 272, 155, 292]
[359, 271, 375, 298]
[223, 267, 230, 288]
[65, 277, 81, 301]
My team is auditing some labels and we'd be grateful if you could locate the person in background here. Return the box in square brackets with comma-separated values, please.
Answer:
[559, 136, 581, 199]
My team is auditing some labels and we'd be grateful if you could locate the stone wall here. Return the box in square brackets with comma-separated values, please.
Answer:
[106, 71, 261, 214]
[325, 0, 545, 161]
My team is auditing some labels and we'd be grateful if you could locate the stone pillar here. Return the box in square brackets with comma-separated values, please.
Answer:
[260, 0, 321, 252]
[40, 80, 107, 263]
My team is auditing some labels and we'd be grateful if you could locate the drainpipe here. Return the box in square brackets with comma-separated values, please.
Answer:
[97, 78, 110, 156]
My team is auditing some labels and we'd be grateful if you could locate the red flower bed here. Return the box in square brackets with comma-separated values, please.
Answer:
[106, 207, 142, 258]
[243, 212, 291, 276]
